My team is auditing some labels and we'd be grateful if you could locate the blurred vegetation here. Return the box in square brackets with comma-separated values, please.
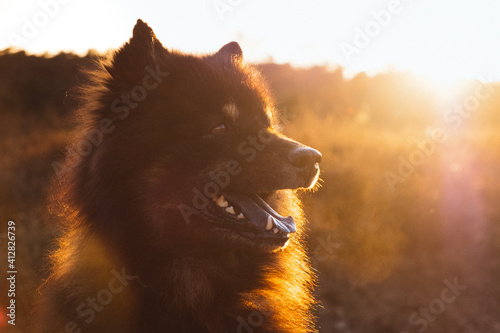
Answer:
[0, 49, 499, 332]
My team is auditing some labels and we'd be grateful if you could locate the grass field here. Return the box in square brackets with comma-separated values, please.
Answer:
[0, 51, 499, 332]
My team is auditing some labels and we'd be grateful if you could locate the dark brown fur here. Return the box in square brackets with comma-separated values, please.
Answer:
[36, 20, 320, 332]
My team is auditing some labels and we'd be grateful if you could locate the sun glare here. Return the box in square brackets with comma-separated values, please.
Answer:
[398, 61, 471, 102]
[421, 74, 465, 101]
[1, 0, 499, 97]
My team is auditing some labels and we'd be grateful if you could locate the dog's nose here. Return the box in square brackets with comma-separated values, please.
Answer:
[288, 146, 322, 170]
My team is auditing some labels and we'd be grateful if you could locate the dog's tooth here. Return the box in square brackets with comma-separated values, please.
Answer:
[265, 216, 273, 231]
[237, 213, 245, 219]
[273, 227, 279, 234]
[225, 206, 235, 215]
[216, 195, 229, 208]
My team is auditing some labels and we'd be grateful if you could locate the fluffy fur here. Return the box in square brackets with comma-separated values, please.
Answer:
[36, 19, 321, 332]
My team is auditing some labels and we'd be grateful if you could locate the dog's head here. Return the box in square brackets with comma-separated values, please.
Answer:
[73, 20, 321, 253]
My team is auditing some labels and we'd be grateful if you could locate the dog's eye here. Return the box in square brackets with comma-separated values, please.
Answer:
[211, 124, 228, 135]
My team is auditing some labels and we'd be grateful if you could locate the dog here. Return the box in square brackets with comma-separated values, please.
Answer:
[36, 19, 322, 332]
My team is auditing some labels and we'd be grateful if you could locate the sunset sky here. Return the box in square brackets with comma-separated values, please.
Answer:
[1, 0, 500, 85]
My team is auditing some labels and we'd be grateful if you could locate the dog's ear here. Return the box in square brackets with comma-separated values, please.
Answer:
[131, 19, 157, 49]
[107, 19, 167, 83]
[213, 41, 243, 66]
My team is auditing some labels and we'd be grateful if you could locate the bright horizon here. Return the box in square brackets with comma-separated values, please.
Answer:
[1, 0, 500, 87]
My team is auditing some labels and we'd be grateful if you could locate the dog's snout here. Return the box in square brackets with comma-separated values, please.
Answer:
[288, 146, 322, 170]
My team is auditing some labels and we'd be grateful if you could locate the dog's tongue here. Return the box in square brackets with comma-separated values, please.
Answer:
[224, 192, 296, 234]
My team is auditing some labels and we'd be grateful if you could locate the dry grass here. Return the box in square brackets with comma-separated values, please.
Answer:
[285, 113, 500, 332]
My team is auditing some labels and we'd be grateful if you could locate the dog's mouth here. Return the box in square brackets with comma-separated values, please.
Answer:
[202, 191, 295, 244]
